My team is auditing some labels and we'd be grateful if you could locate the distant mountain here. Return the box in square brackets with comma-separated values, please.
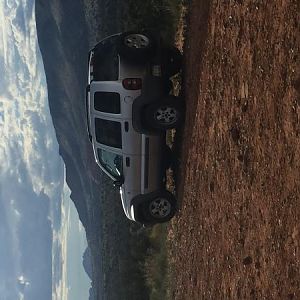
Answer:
[35, 1, 150, 299]
[83, 247, 93, 280]
[35, 0, 90, 227]
[35, 0, 104, 298]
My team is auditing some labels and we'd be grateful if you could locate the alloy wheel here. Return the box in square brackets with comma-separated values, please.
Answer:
[154, 106, 179, 125]
[124, 34, 150, 49]
[149, 198, 172, 219]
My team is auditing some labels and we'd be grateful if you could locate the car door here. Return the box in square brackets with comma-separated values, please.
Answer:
[90, 82, 143, 195]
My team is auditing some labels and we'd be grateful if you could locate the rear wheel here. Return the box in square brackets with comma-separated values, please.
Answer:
[144, 96, 184, 130]
[117, 31, 155, 62]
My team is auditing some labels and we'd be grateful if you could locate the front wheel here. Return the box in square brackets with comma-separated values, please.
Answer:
[144, 96, 184, 130]
[142, 190, 176, 223]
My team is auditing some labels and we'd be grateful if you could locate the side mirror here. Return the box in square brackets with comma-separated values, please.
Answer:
[113, 176, 124, 187]
[113, 180, 122, 187]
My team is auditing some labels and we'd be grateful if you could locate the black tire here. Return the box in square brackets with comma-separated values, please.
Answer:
[142, 190, 176, 223]
[117, 31, 155, 63]
[144, 96, 184, 130]
[163, 46, 183, 77]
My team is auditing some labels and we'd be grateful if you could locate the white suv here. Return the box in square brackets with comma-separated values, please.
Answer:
[86, 31, 183, 225]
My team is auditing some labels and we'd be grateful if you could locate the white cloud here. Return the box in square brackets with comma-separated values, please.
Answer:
[0, 0, 63, 198]
[19, 292, 25, 300]
[52, 178, 71, 300]
[0, 1, 91, 299]
[0, 0, 66, 299]
[18, 275, 30, 286]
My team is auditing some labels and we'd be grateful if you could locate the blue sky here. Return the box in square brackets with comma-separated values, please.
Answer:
[0, 0, 91, 299]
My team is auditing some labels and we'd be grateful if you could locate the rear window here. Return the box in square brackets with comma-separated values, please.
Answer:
[95, 118, 122, 148]
[94, 92, 120, 114]
[92, 38, 119, 81]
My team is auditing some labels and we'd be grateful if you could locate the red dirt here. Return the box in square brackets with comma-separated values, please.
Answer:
[168, 1, 300, 299]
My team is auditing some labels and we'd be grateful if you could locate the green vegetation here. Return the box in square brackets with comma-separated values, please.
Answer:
[84, 0, 183, 43]
[94, 179, 173, 300]
[122, 0, 183, 43]
[143, 224, 170, 300]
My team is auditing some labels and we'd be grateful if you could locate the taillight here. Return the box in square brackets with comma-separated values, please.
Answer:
[122, 78, 142, 90]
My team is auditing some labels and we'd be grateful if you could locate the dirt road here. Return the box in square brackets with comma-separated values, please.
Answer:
[168, 1, 300, 299]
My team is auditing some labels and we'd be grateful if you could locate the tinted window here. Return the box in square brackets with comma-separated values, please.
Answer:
[94, 92, 120, 114]
[97, 149, 123, 178]
[92, 38, 119, 81]
[95, 118, 122, 148]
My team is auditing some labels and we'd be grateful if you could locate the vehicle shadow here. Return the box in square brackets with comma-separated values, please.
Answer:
[170, 0, 212, 210]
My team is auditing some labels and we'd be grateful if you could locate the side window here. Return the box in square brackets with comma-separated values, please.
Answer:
[97, 149, 123, 178]
[95, 118, 122, 148]
[93, 39, 119, 81]
[94, 92, 120, 114]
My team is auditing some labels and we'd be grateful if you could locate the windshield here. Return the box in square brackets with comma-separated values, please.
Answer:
[97, 149, 123, 178]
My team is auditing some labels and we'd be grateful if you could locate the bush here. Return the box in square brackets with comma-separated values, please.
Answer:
[122, 0, 183, 43]
[143, 224, 169, 300]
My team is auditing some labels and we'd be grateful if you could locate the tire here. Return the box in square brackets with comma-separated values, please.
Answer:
[142, 190, 176, 223]
[163, 46, 183, 77]
[144, 96, 184, 130]
[117, 31, 155, 63]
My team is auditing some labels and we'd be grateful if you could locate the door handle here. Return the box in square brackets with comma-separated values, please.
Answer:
[124, 122, 129, 132]
[126, 157, 130, 167]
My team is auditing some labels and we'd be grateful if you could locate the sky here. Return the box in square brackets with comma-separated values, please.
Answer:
[52, 172, 91, 300]
[0, 0, 91, 299]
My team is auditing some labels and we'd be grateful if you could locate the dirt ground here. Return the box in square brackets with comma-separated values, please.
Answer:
[167, 1, 300, 299]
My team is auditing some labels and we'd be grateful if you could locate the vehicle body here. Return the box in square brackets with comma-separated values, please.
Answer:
[86, 31, 183, 225]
